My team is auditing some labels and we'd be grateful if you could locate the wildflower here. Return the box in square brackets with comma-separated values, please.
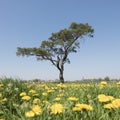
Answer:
[0, 93, 2, 97]
[32, 105, 42, 115]
[29, 89, 36, 94]
[112, 99, 120, 108]
[99, 85, 104, 89]
[20, 92, 26, 96]
[98, 94, 114, 102]
[57, 83, 67, 89]
[33, 98, 41, 104]
[47, 89, 55, 93]
[25, 110, 35, 117]
[21, 95, 31, 101]
[104, 103, 113, 109]
[57, 93, 64, 97]
[45, 86, 49, 90]
[104, 99, 120, 109]
[73, 103, 93, 111]
[54, 97, 61, 101]
[42, 92, 48, 96]
[0, 98, 7, 103]
[68, 97, 79, 101]
[43, 100, 49, 104]
[51, 103, 64, 114]
[116, 81, 120, 85]
[100, 81, 107, 85]
[87, 94, 91, 99]
[0, 84, 3, 87]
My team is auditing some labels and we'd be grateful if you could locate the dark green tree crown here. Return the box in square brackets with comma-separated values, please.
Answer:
[17, 22, 94, 64]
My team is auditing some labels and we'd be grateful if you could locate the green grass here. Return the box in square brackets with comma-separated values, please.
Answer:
[0, 77, 120, 120]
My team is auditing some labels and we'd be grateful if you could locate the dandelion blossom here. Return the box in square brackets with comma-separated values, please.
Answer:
[73, 103, 93, 111]
[21, 96, 31, 101]
[25, 110, 35, 117]
[68, 97, 78, 101]
[98, 94, 114, 102]
[51, 103, 64, 114]
[32, 105, 42, 115]
[20, 92, 26, 96]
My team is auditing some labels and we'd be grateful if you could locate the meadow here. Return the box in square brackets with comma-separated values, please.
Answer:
[0, 78, 120, 120]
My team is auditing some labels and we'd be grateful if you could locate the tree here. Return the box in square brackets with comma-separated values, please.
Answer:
[16, 22, 94, 83]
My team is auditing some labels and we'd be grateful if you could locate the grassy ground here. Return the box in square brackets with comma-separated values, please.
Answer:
[0, 77, 120, 120]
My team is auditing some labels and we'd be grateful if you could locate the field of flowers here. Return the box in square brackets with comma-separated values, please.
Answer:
[0, 78, 120, 120]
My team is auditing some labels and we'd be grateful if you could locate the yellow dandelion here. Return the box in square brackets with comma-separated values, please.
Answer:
[100, 81, 107, 85]
[0, 93, 2, 97]
[21, 96, 31, 101]
[29, 89, 36, 94]
[0, 84, 3, 87]
[57, 93, 64, 97]
[47, 89, 55, 93]
[33, 98, 41, 104]
[42, 92, 48, 96]
[32, 105, 42, 115]
[87, 94, 91, 99]
[112, 99, 120, 108]
[51, 103, 64, 114]
[68, 97, 78, 101]
[116, 81, 120, 85]
[32, 93, 39, 97]
[99, 85, 104, 89]
[98, 94, 114, 102]
[73, 107, 82, 111]
[43, 100, 49, 104]
[57, 83, 67, 89]
[75, 104, 93, 111]
[25, 110, 35, 118]
[0, 98, 7, 103]
[54, 97, 61, 101]
[20, 92, 26, 96]
[104, 103, 113, 109]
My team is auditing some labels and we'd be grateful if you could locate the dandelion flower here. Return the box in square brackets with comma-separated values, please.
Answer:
[73, 103, 93, 111]
[104, 103, 113, 109]
[20, 92, 26, 96]
[25, 110, 35, 117]
[57, 83, 67, 89]
[68, 97, 78, 101]
[112, 99, 120, 108]
[29, 89, 36, 94]
[42, 92, 48, 96]
[54, 97, 61, 101]
[0, 84, 3, 87]
[22, 95, 31, 101]
[100, 81, 107, 85]
[51, 103, 64, 114]
[33, 98, 41, 104]
[0, 93, 2, 97]
[116, 81, 120, 85]
[98, 94, 114, 102]
[32, 105, 42, 115]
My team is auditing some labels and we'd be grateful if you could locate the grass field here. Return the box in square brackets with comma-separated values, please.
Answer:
[0, 78, 120, 120]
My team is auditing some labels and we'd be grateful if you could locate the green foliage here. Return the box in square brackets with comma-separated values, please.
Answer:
[17, 22, 93, 62]
[104, 76, 110, 81]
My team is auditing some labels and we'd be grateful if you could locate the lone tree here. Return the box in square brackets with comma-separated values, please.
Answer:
[17, 22, 94, 83]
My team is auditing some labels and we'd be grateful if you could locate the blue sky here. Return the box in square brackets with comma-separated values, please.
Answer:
[0, 0, 120, 80]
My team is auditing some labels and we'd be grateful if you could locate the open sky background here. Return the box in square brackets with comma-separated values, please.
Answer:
[0, 0, 120, 80]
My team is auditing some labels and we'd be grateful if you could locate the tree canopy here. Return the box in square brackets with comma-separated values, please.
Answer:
[17, 22, 94, 83]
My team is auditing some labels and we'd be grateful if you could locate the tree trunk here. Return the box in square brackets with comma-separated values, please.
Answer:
[56, 58, 65, 83]
[59, 70, 64, 83]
